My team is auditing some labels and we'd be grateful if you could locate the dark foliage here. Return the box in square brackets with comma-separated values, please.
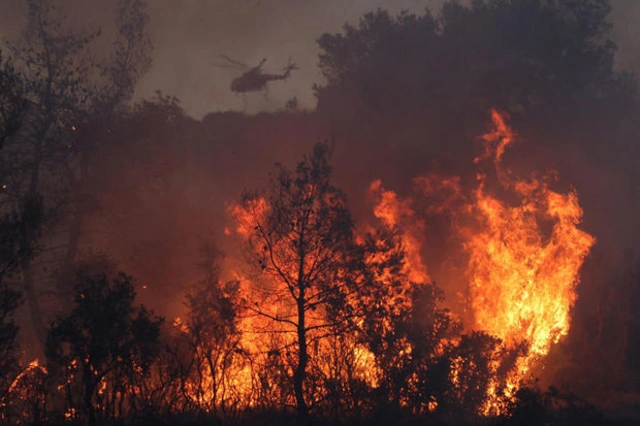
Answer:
[46, 268, 163, 425]
[0, 196, 43, 419]
[316, 0, 633, 116]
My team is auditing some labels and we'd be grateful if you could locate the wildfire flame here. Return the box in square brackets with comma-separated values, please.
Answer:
[461, 109, 595, 408]
[370, 109, 595, 411]
[197, 109, 594, 415]
[369, 179, 430, 284]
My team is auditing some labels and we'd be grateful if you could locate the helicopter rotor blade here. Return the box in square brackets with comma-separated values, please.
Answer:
[212, 62, 246, 70]
[219, 54, 248, 68]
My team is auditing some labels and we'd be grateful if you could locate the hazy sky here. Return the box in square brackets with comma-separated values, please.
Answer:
[1, 0, 638, 118]
[136, 0, 451, 117]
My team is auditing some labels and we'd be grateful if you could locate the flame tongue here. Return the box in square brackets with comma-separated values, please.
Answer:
[449, 111, 596, 411]
[465, 110, 595, 362]
[467, 182, 595, 357]
[369, 179, 430, 284]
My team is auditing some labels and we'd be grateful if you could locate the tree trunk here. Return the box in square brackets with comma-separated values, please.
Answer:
[83, 363, 96, 426]
[21, 264, 47, 344]
[22, 152, 46, 344]
[294, 293, 309, 419]
[56, 206, 82, 301]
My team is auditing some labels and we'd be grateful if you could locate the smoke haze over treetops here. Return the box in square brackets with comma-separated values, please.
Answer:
[1, 0, 638, 118]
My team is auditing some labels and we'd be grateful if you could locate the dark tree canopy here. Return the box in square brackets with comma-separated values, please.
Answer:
[0, 0, 154, 346]
[46, 268, 163, 425]
[316, 0, 633, 117]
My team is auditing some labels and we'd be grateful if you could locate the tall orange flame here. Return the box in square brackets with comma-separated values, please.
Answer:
[371, 109, 595, 412]
[461, 109, 595, 408]
[369, 180, 430, 284]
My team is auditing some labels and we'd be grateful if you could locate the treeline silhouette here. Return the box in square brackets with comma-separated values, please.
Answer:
[1, 0, 640, 425]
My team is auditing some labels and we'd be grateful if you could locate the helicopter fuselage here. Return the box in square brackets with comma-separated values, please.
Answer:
[230, 67, 295, 94]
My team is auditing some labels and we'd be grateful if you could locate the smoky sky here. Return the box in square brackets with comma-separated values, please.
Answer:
[1, 0, 638, 118]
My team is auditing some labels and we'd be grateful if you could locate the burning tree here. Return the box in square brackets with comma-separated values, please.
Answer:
[181, 240, 245, 414]
[232, 142, 365, 416]
[363, 109, 596, 415]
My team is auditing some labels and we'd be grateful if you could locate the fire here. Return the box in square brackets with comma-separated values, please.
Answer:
[4, 359, 47, 397]
[467, 179, 593, 357]
[370, 109, 594, 412]
[1, 359, 48, 421]
[474, 108, 515, 165]
[223, 185, 382, 410]
[369, 180, 430, 284]
[228, 196, 269, 239]
[175, 109, 593, 416]
[460, 109, 595, 408]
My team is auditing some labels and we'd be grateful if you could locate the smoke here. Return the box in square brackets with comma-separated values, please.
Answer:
[610, 0, 640, 74]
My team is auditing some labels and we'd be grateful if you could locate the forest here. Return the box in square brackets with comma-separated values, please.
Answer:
[1, 0, 639, 425]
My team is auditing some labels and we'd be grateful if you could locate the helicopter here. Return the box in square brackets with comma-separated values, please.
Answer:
[214, 55, 299, 95]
